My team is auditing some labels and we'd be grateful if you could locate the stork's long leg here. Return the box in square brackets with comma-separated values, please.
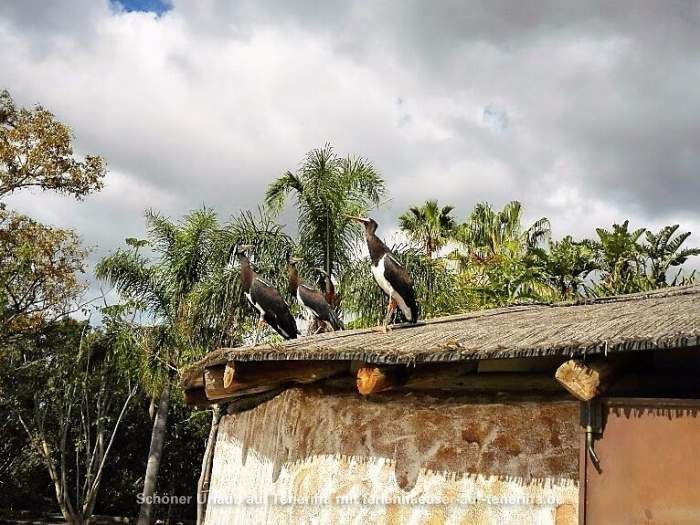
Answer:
[383, 298, 397, 333]
[313, 320, 334, 335]
[252, 317, 264, 346]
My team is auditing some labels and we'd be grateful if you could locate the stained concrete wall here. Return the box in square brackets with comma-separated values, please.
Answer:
[204, 387, 580, 525]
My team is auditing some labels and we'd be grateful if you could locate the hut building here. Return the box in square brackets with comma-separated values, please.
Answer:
[182, 285, 700, 525]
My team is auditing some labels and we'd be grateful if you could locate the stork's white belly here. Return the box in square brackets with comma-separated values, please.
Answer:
[371, 255, 394, 297]
[371, 254, 413, 321]
[296, 289, 318, 319]
[246, 292, 266, 316]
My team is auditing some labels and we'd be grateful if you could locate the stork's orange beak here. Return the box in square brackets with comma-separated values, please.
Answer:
[347, 215, 369, 224]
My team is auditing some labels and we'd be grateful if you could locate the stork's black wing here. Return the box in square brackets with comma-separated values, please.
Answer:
[250, 278, 299, 339]
[298, 284, 343, 330]
[383, 254, 419, 323]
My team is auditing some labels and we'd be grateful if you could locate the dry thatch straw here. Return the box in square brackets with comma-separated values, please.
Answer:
[182, 285, 700, 387]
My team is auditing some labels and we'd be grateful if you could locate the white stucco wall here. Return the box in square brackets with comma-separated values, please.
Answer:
[204, 388, 579, 525]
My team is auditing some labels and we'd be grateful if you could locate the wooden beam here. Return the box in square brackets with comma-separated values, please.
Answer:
[357, 363, 562, 395]
[204, 365, 281, 401]
[405, 371, 561, 392]
[477, 356, 564, 373]
[223, 360, 348, 389]
[555, 359, 616, 401]
[183, 387, 209, 407]
[205, 360, 349, 400]
[181, 367, 205, 390]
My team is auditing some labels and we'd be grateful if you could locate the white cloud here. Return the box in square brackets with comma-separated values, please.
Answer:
[2, 0, 700, 280]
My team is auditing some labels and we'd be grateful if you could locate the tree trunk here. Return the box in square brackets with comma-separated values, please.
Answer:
[197, 405, 222, 525]
[137, 379, 171, 525]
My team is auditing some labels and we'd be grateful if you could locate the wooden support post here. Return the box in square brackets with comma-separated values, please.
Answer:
[555, 358, 616, 401]
[205, 360, 349, 400]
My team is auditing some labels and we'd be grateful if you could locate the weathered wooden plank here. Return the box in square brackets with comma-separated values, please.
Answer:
[203, 361, 349, 400]
[222, 360, 349, 389]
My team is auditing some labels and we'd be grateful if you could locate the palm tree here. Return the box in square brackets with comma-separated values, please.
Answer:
[398, 199, 456, 257]
[96, 208, 219, 525]
[531, 236, 598, 299]
[641, 225, 700, 286]
[265, 144, 386, 299]
[593, 220, 646, 295]
[455, 201, 550, 262]
[99, 208, 293, 525]
[451, 201, 552, 305]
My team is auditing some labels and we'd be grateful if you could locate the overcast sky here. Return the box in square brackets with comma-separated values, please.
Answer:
[3, 0, 700, 289]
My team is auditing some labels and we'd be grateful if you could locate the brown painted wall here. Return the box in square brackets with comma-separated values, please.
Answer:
[205, 387, 580, 524]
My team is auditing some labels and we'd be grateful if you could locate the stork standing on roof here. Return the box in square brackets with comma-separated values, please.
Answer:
[287, 254, 343, 333]
[316, 267, 336, 308]
[231, 244, 299, 342]
[350, 216, 419, 331]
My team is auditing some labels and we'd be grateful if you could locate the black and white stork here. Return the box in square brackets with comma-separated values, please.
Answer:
[232, 245, 298, 341]
[287, 255, 343, 332]
[316, 267, 336, 308]
[350, 216, 419, 330]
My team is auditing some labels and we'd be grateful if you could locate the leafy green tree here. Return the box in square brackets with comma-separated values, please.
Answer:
[641, 225, 700, 286]
[531, 236, 598, 299]
[97, 208, 220, 525]
[0, 89, 105, 346]
[265, 144, 385, 295]
[398, 199, 456, 257]
[0, 89, 105, 200]
[451, 201, 553, 306]
[454, 201, 550, 262]
[0, 210, 88, 343]
[1, 316, 138, 525]
[593, 220, 646, 294]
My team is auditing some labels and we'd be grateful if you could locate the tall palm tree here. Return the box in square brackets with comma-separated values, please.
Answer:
[96, 208, 219, 525]
[455, 201, 550, 262]
[398, 199, 456, 257]
[593, 220, 646, 295]
[452, 201, 553, 305]
[641, 225, 700, 286]
[265, 144, 386, 298]
[99, 208, 292, 525]
[530, 236, 598, 299]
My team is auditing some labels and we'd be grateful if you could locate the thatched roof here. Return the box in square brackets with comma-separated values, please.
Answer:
[182, 285, 700, 388]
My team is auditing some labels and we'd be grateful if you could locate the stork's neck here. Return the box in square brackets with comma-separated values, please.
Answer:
[287, 265, 300, 294]
[365, 232, 389, 265]
[239, 256, 254, 291]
